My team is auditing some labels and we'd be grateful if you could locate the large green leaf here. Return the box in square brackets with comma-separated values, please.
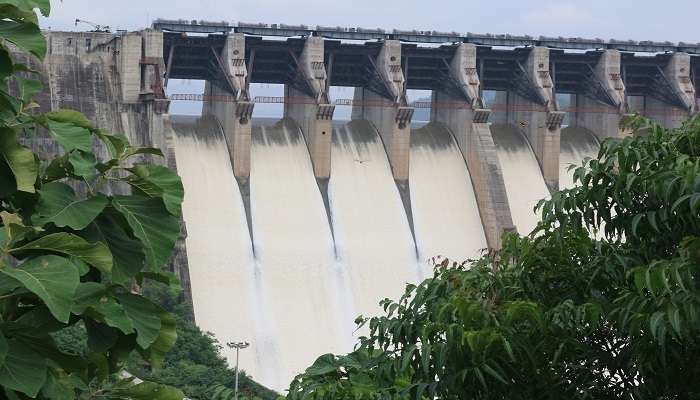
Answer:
[0, 128, 37, 193]
[0, 255, 79, 322]
[0, 20, 45, 58]
[15, 76, 41, 104]
[115, 292, 162, 349]
[83, 212, 145, 284]
[45, 120, 92, 152]
[139, 310, 177, 368]
[44, 109, 91, 130]
[11, 232, 112, 274]
[73, 283, 134, 335]
[67, 150, 97, 178]
[112, 196, 180, 271]
[32, 182, 107, 230]
[305, 354, 338, 376]
[95, 131, 129, 159]
[0, 339, 47, 397]
[126, 165, 184, 216]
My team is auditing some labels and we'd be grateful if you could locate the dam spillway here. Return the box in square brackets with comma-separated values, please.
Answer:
[169, 116, 601, 389]
[559, 127, 601, 190]
[491, 124, 551, 235]
[410, 122, 488, 265]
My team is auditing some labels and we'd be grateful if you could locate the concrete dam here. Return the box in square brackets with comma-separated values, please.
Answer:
[25, 21, 700, 390]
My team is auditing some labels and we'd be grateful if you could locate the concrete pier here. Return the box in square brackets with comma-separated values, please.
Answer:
[432, 43, 514, 249]
[644, 53, 697, 128]
[284, 36, 335, 179]
[202, 33, 254, 178]
[352, 40, 413, 181]
[507, 47, 564, 191]
[574, 50, 629, 140]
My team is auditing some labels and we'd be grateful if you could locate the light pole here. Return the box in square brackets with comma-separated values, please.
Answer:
[226, 341, 250, 400]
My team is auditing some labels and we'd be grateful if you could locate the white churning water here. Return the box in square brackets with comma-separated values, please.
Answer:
[491, 124, 551, 235]
[170, 116, 267, 383]
[409, 122, 488, 268]
[328, 120, 419, 320]
[559, 127, 600, 190]
[249, 118, 351, 390]
[172, 116, 585, 391]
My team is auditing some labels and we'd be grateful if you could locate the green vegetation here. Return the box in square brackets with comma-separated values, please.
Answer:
[129, 284, 279, 400]
[286, 115, 700, 399]
[0, 1, 186, 398]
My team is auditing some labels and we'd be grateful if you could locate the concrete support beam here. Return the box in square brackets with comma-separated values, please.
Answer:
[507, 46, 564, 191]
[202, 33, 254, 178]
[352, 40, 413, 181]
[117, 32, 143, 104]
[645, 53, 697, 128]
[432, 43, 515, 250]
[140, 30, 165, 98]
[284, 36, 335, 179]
[575, 50, 630, 140]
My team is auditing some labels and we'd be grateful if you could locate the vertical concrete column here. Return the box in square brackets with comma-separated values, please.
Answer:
[202, 33, 254, 178]
[432, 43, 514, 250]
[352, 40, 413, 181]
[508, 46, 563, 191]
[117, 32, 143, 104]
[141, 29, 164, 97]
[284, 36, 334, 179]
[645, 53, 697, 128]
[575, 50, 629, 140]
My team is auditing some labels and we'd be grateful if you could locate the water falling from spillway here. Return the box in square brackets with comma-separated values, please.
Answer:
[559, 127, 600, 190]
[491, 124, 550, 235]
[409, 122, 488, 268]
[170, 116, 270, 384]
[328, 120, 419, 319]
[249, 118, 352, 390]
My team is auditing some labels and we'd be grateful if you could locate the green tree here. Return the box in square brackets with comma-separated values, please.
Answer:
[285, 115, 700, 399]
[0, 1, 186, 399]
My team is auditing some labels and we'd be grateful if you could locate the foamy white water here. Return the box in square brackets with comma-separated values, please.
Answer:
[491, 124, 550, 235]
[560, 127, 599, 190]
[410, 122, 488, 268]
[328, 120, 419, 321]
[249, 119, 350, 390]
[171, 116, 266, 381]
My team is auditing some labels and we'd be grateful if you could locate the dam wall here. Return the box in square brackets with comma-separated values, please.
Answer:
[21, 25, 700, 391]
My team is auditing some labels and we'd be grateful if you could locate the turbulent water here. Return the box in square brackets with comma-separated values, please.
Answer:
[560, 127, 600, 189]
[171, 116, 264, 384]
[491, 124, 551, 235]
[410, 122, 488, 266]
[328, 120, 419, 319]
[249, 119, 351, 389]
[172, 116, 588, 391]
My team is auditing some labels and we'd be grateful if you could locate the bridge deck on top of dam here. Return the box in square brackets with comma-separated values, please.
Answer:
[154, 19, 700, 53]
[157, 21, 700, 106]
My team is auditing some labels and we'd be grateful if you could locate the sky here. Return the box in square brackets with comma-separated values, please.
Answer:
[41, 0, 700, 116]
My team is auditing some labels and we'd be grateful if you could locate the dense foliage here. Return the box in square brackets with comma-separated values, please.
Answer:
[0, 2, 186, 399]
[286, 115, 700, 399]
[129, 284, 279, 400]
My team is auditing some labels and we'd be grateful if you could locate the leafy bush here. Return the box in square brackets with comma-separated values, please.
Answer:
[286, 116, 700, 399]
[0, 1, 186, 399]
